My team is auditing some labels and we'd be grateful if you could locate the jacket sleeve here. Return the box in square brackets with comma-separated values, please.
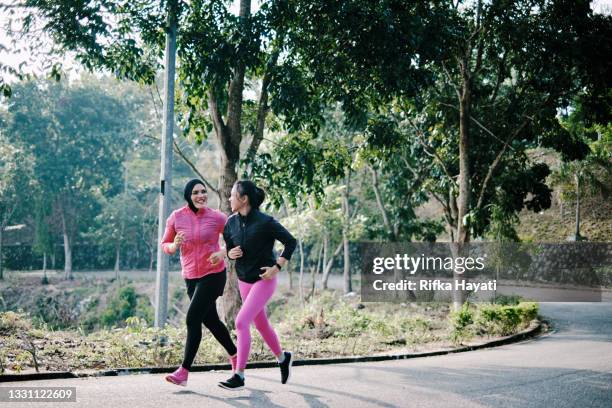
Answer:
[160, 211, 177, 255]
[223, 219, 236, 257]
[218, 211, 228, 235]
[269, 217, 297, 260]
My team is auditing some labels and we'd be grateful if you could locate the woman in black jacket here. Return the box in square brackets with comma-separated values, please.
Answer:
[218, 180, 297, 391]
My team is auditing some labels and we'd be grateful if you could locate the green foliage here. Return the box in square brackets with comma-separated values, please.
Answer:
[493, 294, 524, 306]
[475, 302, 539, 337]
[450, 302, 539, 343]
[0, 134, 36, 230]
[279, 0, 609, 242]
[100, 285, 152, 328]
[250, 129, 351, 208]
[0, 288, 541, 373]
[1, 79, 145, 266]
[449, 303, 474, 343]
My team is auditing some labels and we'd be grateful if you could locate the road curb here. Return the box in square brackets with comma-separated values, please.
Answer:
[0, 319, 545, 383]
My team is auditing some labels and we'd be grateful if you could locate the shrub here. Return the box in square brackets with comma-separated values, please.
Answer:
[100, 285, 152, 328]
[449, 303, 474, 343]
[476, 302, 538, 336]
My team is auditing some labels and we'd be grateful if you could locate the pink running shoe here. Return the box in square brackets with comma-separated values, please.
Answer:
[229, 354, 238, 373]
[165, 366, 188, 386]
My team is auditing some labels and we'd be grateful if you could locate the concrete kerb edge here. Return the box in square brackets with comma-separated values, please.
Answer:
[0, 319, 545, 383]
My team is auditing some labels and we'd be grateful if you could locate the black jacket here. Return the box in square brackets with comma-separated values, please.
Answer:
[223, 209, 297, 283]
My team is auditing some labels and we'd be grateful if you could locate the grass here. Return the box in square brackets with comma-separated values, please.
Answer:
[0, 287, 539, 374]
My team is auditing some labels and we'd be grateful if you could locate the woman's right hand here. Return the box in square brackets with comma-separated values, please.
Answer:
[171, 232, 185, 253]
[228, 246, 243, 260]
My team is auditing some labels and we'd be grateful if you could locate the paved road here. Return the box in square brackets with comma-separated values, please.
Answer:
[2, 302, 611, 408]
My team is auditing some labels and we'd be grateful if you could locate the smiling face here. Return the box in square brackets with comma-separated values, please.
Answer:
[229, 184, 248, 213]
[190, 183, 208, 209]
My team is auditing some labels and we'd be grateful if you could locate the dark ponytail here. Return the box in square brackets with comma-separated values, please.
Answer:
[235, 180, 265, 209]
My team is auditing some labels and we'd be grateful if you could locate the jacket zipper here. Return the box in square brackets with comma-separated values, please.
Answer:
[191, 214, 198, 274]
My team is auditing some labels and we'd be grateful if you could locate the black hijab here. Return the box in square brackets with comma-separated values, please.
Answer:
[183, 179, 206, 213]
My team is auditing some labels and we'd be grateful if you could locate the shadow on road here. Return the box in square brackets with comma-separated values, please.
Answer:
[175, 387, 330, 408]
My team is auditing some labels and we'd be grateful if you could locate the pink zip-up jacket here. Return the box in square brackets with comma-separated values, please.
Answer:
[161, 205, 227, 279]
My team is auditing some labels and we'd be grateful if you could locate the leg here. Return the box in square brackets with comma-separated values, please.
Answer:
[234, 278, 278, 371]
[181, 277, 219, 370]
[200, 271, 237, 357]
[251, 278, 282, 356]
[202, 304, 237, 356]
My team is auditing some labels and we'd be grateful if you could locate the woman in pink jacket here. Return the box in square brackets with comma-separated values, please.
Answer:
[161, 179, 237, 386]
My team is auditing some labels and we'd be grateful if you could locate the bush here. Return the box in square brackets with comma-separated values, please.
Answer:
[475, 302, 539, 336]
[449, 303, 474, 343]
[100, 285, 152, 328]
[494, 294, 523, 306]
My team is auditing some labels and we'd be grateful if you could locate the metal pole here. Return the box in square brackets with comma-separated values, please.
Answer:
[155, 0, 177, 328]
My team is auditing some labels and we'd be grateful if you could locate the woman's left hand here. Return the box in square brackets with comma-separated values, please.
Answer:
[259, 265, 280, 280]
[208, 250, 224, 265]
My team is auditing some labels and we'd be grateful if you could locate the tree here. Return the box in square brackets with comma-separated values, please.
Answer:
[89, 191, 141, 278]
[0, 134, 35, 280]
[32, 199, 54, 283]
[2, 79, 141, 278]
[551, 116, 611, 240]
[282, 0, 608, 244]
[7, 0, 330, 323]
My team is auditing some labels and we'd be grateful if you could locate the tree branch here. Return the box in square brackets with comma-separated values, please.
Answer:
[207, 88, 226, 141]
[475, 95, 554, 210]
[407, 119, 458, 188]
[475, 119, 529, 210]
[368, 165, 395, 240]
[245, 48, 279, 165]
[441, 60, 461, 100]
[438, 102, 515, 150]
[140, 133, 219, 196]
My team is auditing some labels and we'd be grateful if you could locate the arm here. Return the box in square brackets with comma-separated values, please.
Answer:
[270, 217, 297, 265]
[207, 213, 229, 265]
[260, 218, 297, 279]
[223, 219, 242, 260]
[160, 212, 178, 255]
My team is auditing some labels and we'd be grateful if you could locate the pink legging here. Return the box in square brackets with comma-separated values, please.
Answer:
[235, 277, 282, 370]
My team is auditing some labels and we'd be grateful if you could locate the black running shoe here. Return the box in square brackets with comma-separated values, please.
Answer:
[218, 374, 245, 391]
[279, 351, 293, 384]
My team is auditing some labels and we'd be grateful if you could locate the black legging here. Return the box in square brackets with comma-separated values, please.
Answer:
[182, 270, 237, 370]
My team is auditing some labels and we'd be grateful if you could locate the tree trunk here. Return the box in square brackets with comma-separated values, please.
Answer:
[342, 231, 351, 294]
[309, 242, 323, 300]
[42, 252, 48, 285]
[322, 234, 328, 275]
[370, 166, 396, 240]
[452, 60, 473, 310]
[215, 0, 251, 328]
[322, 242, 342, 290]
[0, 227, 4, 280]
[298, 239, 304, 304]
[114, 244, 120, 279]
[456, 62, 471, 246]
[342, 173, 352, 294]
[60, 206, 72, 280]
